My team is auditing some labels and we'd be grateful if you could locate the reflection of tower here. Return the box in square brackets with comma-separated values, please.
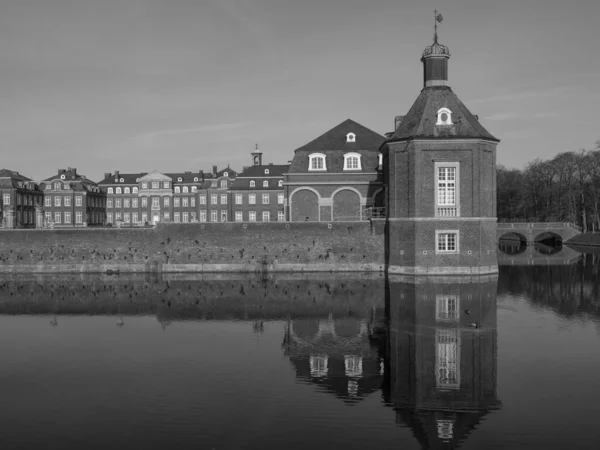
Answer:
[282, 316, 386, 405]
[384, 275, 501, 449]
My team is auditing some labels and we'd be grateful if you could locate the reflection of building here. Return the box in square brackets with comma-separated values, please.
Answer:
[385, 276, 501, 449]
[283, 315, 386, 405]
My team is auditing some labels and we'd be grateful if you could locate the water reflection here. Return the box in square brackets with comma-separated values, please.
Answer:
[383, 275, 501, 449]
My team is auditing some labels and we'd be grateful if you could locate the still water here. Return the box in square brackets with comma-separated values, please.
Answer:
[1, 252, 600, 449]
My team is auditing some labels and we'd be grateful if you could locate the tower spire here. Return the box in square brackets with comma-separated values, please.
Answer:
[421, 11, 450, 88]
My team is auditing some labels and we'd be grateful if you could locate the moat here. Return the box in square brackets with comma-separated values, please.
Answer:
[1, 249, 599, 449]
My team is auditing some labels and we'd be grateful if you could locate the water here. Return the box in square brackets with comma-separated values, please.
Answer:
[1, 252, 600, 449]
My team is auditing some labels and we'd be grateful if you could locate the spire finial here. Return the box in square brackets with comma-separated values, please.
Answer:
[255, 143, 258, 151]
[434, 9, 443, 42]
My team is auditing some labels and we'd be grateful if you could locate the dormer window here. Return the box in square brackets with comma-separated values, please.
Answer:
[55, 182, 61, 190]
[191, 186, 197, 192]
[60, 175, 65, 180]
[120, 178, 124, 182]
[436, 107, 453, 126]
[264, 169, 269, 175]
[211, 181, 217, 188]
[194, 177, 198, 182]
[250, 180, 255, 188]
[278, 180, 283, 187]
[263, 181, 269, 188]
[220, 180, 227, 188]
[132, 187, 138, 193]
[308, 153, 326, 171]
[175, 186, 180, 193]
[343, 152, 362, 170]
[224, 172, 228, 177]
[346, 132, 356, 143]
[116, 187, 122, 194]
[124, 187, 130, 194]
[178, 177, 183, 182]
[164, 182, 170, 188]
[64, 183, 69, 189]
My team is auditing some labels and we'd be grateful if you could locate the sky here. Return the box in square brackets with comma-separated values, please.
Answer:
[1, 0, 599, 182]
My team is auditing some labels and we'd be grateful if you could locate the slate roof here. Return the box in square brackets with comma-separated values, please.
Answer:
[0, 169, 33, 182]
[289, 119, 385, 173]
[229, 164, 289, 190]
[0, 169, 39, 190]
[97, 173, 147, 185]
[388, 86, 499, 142]
[166, 172, 204, 183]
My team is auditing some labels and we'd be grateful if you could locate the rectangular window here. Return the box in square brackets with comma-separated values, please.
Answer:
[107, 199, 113, 208]
[262, 211, 270, 222]
[436, 295, 459, 322]
[235, 194, 242, 205]
[211, 194, 217, 205]
[278, 211, 285, 222]
[200, 210, 207, 222]
[75, 196, 82, 207]
[141, 212, 148, 224]
[141, 182, 148, 189]
[436, 163, 459, 217]
[436, 230, 459, 254]
[124, 198, 130, 208]
[132, 198, 138, 208]
[436, 329, 460, 389]
[115, 212, 122, 221]
[54, 212, 61, 224]
[64, 196, 71, 207]
[142, 197, 148, 208]
[200, 194, 206, 205]
[262, 194, 270, 204]
[2, 193, 10, 205]
[174, 197, 180, 207]
[249, 194, 256, 205]
[278, 193, 284, 204]
[182, 197, 188, 207]
[235, 211, 243, 222]
[164, 197, 170, 207]
[221, 210, 227, 222]
[132, 212, 138, 224]
[191, 212, 196, 222]
[107, 213, 113, 223]
[182, 212, 189, 222]
[249, 211, 256, 222]
[64, 211, 71, 224]
[54, 196, 61, 207]
[221, 194, 227, 204]
[150, 182, 158, 189]
[45, 197, 51, 207]
[152, 197, 159, 209]
[45, 211, 52, 223]
[191, 197, 195, 207]
[210, 210, 218, 222]
[124, 213, 130, 223]
[163, 211, 169, 220]
[174, 212, 180, 223]
[164, 182, 170, 189]
[115, 198, 122, 208]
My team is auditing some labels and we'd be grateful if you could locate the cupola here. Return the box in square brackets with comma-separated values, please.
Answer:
[421, 10, 450, 88]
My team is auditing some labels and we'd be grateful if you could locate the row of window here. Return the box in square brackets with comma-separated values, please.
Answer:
[44, 211, 86, 224]
[308, 152, 363, 171]
[105, 210, 286, 224]
[248, 180, 283, 188]
[44, 196, 103, 207]
[1, 193, 41, 206]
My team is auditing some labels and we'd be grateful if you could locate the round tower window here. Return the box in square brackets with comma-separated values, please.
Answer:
[440, 113, 448, 122]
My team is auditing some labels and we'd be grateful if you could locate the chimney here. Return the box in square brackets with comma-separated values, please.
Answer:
[394, 115, 404, 130]
[58, 169, 65, 175]
[104, 172, 111, 179]
[212, 165, 217, 176]
[198, 170, 204, 179]
[115, 170, 120, 179]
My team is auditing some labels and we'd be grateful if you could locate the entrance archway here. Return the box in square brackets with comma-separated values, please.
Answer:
[152, 213, 160, 225]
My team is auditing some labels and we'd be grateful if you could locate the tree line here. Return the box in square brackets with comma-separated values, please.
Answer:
[497, 140, 600, 231]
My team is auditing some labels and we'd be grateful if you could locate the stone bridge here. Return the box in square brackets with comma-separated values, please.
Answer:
[497, 222, 581, 244]
[498, 244, 582, 266]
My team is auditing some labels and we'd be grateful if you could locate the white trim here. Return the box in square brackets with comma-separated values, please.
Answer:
[346, 132, 356, 143]
[436, 107, 453, 126]
[308, 153, 327, 171]
[289, 187, 322, 222]
[286, 172, 380, 176]
[285, 181, 377, 186]
[435, 229, 460, 254]
[435, 162, 460, 217]
[343, 152, 362, 170]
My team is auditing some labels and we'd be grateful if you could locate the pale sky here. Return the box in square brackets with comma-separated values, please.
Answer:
[1, 0, 598, 182]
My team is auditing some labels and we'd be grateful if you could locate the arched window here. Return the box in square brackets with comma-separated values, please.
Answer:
[194, 177, 198, 182]
[175, 186, 180, 193]
[264, 169, 270, 175]
[436, 107, 453, 126]
[108, 187, 114, 194]
[263, 181, 269, 188]
[60, 174, 65, 180]
[183, 186, 189, 193]
[115, 187, 122, 194]
[224, 172, 228, 177]
[124, 187, 130, 194]
[120, 178, 124, 182]
[220, 180, 227, 188]
[346, 132, 356, 143]
[132, 187, 138, 194]
[308, 153, 326, 171]
[250, 180, 255, 188]
[343, 152, 362, 170]
[191, 186, 197, 192]
[55, 182, 61, 190]
[178, 177, 183, 182]
[278, 180, 283, 187]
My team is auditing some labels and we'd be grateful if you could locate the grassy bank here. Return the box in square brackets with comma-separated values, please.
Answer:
[567, 232, 600, 247]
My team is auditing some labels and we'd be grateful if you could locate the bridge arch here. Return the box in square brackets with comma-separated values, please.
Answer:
[498, 232, 528, 255]
[534, 231, 563, 245]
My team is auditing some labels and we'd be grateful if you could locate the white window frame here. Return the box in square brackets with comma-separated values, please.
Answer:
[54, 212, 61, 224]
[115, 198, 122, 208]
[182, 197, 189, 207]
[174, 197, 180, 207]
[262, 193, 270, 204]
[308, 153, 326, 171]
[277, 193, 284, 204]
[262, 180, 269, 188]
[107, 199, 113, 208]
[262, 211, 270, 222]
[235, 211, 243, 222]
[211, 194, 217, 205]
[183, 186, 189, 193]
[346, 132, 356, 143]
[106, 213, 113, 223]
[182, 212, 189, 223]
[277, 211, 285, 222]
[175, 186, 180, 193]
[249, 194, 256, 205]
[220, 210, 227, 222]
[64, 196, 71, 207]
[116, 187, 122, 194]
[76, 196, 82, 207]
[64, 211, 71, 224]
[250, 180, 255, 188]
[435, 162, 460, 217]
[210, 210, 218, 222]
[107, 187, 113, 194]
[124, 187, 130, 194]
[221, 194, 227, 204]
[436, 295, 460, 322]
[343, 152, 362, 170]
[132, 187, 138, 194]
[235, 194, 242, 205]
[132, 212, 138, 223]
[132, 198, 138, 208]
[54, 196, 61, 207]
[141, 182, 148, 189]
[152, 182, 159, 189]
[220, 180, 227, 189]
[436, 230, 459, 254]
[200, 194, 206, 205]
[44, 197, 51, 207]
[174, 212, 180, 223]
[199, 210, 207, 222]
[249, 211, 256, 222]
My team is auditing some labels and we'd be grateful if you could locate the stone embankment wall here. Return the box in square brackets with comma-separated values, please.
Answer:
[0, 222, 386, 273]
[0, 273, 386, 319]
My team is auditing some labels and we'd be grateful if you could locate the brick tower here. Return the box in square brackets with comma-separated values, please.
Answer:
[383, 18, 499, 275]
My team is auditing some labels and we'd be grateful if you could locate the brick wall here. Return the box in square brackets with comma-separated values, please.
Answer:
[0, 222, 386, 273]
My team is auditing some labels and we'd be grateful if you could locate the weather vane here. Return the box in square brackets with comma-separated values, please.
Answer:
[434, 9, 443, 42]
